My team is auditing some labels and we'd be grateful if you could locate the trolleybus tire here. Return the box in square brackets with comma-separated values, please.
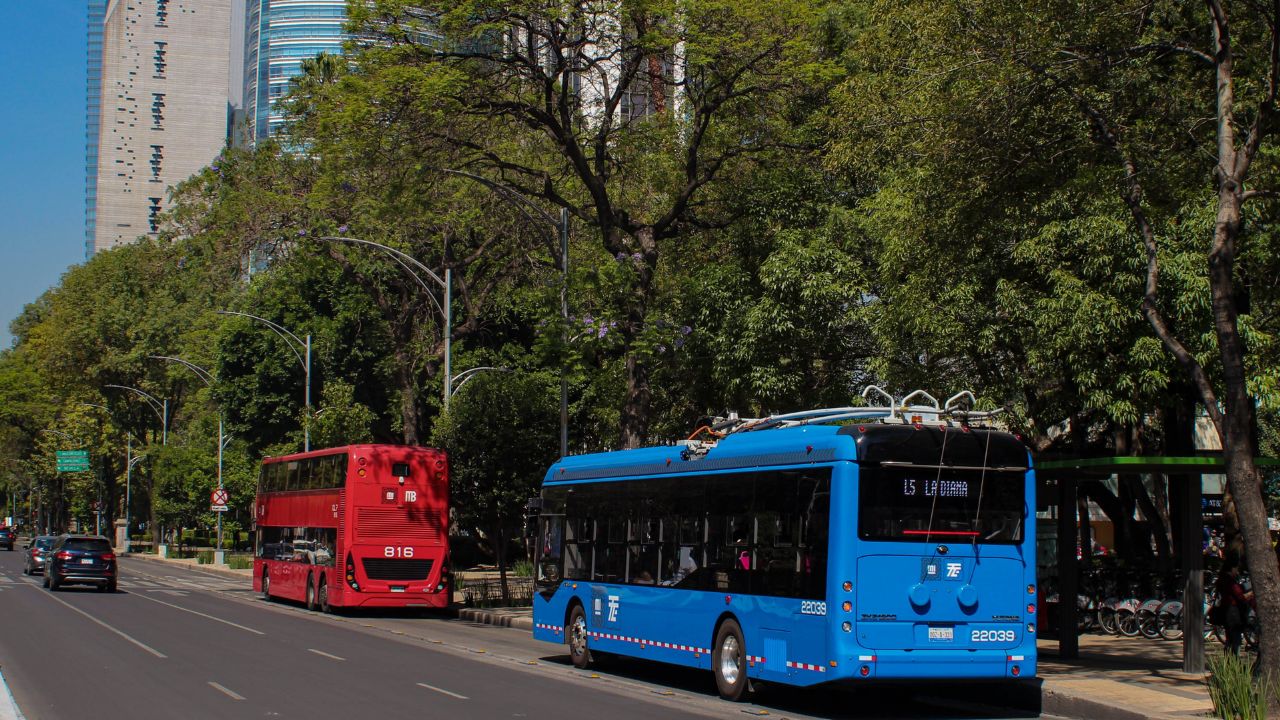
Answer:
[713, 618, 749, 702]
[261, 570, 272, 601]
[317, 576, 331, 613]
[306, 574, 317, 611]
[567, 603, 592, 669]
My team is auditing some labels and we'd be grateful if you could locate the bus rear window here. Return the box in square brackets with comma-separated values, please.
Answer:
[858, 466, 1025, 543]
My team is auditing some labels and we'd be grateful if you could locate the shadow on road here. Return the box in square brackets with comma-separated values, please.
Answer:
[534, 652, 1042, 720]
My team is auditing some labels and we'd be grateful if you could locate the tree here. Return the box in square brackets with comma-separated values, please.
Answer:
[350, 0, 839, 447]
[829, 0, 1280, 686]
[433, 371, 560, 602]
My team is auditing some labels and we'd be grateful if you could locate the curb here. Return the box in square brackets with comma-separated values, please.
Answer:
[124, 552, 253, 582]
[456, 607, 534, 631]
[0, 668, 24, 720]
[1040, 682, 1208, 720]
[1041, 686, 1155, 720]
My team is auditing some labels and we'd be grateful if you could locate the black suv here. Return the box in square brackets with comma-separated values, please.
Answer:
[44, 535, 117, 592]
[0, 527, 14, 551]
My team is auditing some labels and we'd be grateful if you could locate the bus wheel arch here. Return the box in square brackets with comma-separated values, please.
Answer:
[566, 601, 592, 669]
[712, 614, 750, 701]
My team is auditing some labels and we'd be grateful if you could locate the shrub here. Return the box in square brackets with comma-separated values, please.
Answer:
[1206, 652, 1277, 720]
[227, 554, 254, 570]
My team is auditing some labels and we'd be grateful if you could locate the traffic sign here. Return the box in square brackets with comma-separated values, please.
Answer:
[55, 449, 90, 472]
[211, 488, 229, 512]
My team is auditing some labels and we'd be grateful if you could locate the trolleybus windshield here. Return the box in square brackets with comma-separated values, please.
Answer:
[857, 466, 1025, 543]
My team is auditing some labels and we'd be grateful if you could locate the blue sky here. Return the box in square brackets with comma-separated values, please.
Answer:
[0, 4, 86, 350]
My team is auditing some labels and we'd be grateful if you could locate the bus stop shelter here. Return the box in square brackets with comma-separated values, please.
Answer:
[1036, 455, 1278, 674]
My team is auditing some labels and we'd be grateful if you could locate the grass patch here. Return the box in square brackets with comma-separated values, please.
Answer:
[1206, 652, 1277, 720]
[227, 554, 254, 570]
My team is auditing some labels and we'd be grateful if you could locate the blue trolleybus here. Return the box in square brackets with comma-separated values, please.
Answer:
[531, 388, 1036, 700]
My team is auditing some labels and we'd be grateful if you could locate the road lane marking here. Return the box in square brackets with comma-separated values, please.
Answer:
[308, 648, 345, 661]
[131, 592, 265, 635]
[416, 682, 468, 700]
[42, 591, 167, 658]
[208, 681, 245, 701]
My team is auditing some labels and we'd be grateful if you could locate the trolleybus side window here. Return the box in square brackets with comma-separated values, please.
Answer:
[538, 468, 830, 599]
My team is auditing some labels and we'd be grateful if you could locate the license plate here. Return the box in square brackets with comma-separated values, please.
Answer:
[80, 558, 94, 565]
[390, 586, 406, 593]
[928, 627, 954, 641]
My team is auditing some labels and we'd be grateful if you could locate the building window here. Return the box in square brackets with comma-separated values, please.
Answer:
[150, 145, 163, 181]
[148, 197, 163, 233]
[154, 41, 167, 76]
[151, 93, 165, 129]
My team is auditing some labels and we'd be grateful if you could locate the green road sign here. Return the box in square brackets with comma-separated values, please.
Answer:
[56, 450, 90, 472]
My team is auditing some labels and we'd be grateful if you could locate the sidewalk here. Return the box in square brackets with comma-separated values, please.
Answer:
[126, 554, 1213, 719]
[1037, 634, 1212, 720]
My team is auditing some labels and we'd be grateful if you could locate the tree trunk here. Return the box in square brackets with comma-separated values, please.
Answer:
[492, 524, 510, 606]
[617, 226, 658, 449]
[395, 347, 419, 445]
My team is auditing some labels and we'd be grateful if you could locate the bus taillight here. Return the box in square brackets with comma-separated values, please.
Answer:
[345, 553, 359, 591]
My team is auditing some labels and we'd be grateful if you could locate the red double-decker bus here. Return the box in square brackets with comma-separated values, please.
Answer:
[252, 444, 450, 611]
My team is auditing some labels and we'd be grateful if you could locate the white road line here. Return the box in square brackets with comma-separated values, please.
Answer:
[308, 648, 345, 661]
[416, 682, 469, 700]
[130, 592, 265, 635]
[208, 681, 245, 701]
[42, 591, 167, 658]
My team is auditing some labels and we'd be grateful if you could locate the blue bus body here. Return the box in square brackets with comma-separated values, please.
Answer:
[531, 421, 1036, 691]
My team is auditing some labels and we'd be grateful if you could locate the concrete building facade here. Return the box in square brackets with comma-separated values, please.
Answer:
[93, 0, 234, 254]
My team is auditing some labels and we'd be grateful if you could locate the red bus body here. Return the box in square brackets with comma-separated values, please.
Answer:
[252, 444, 450, 610]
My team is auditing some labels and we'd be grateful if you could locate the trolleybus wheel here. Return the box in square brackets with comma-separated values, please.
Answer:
[713, 618, 749, 702]
[261, 570, 271, 601]
[306, 574, 317, 611]
[317, 577, 331, 614]
[567, 604, 592, 669]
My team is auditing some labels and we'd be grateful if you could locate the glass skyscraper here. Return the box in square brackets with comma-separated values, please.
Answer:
[243, 0, 348, 142]
[85, 0, 107, 259]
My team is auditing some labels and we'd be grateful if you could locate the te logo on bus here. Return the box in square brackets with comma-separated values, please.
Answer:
[593, 594, 620, 623]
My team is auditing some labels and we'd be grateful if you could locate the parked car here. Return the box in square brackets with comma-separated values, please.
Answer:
[0, 527, 14, 551]
[23, 535, 56, 575]
[44, 535, 117, 592]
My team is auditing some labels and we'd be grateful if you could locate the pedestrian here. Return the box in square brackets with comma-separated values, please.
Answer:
[1213, 565, 1254, 655]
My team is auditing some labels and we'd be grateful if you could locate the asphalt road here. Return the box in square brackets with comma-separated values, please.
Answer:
[0, 548, 1051, 720]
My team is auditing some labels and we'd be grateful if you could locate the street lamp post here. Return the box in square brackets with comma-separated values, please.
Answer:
[316, 236, 453, 408]
[217, 310, 311, 452]
[150, 355, 230, 558]
[104, 384, 168, 446]
[450, 366, 514, 398]
[439, 169, 570, 457]
[124, 435, 144, 553]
